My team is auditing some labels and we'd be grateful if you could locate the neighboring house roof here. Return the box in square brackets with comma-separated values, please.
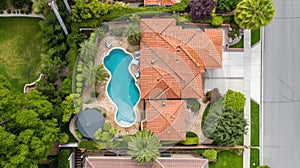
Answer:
[144, 0, 180, 6]
[85, 156, 209, 168]
[140, 18, 223, 100]
[76, 109, 104, 139]
[141, 100, 188, 141]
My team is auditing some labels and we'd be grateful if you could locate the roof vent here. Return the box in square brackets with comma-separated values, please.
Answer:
[151, 60, 155, 64]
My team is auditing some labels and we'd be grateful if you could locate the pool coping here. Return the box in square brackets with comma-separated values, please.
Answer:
[102, 47, 141, 128]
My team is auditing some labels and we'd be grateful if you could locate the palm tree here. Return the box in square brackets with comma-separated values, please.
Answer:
[96, 64, 109, 84]
[82, 63, 108, 88]
[79, 40, 97, 63]
[234, 0, 276, 29]
[124, 23, 141, 45]
[129, 14, 140, 25]
[127, 130, 161, 165]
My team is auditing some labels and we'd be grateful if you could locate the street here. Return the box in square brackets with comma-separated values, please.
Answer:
[262, 0, 300, 167]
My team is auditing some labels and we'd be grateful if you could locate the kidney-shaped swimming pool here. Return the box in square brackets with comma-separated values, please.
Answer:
[103, 48, 140, 127]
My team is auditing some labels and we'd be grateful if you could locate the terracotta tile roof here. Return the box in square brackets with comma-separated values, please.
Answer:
[140, 18, 223, 100]
[204, 29, 223, 60]
[141, 100, 188, 141]
[144, 0, 180, 6]
[85, 156, 209, 168]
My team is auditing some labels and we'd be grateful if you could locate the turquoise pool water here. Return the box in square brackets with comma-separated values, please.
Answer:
[104, 48, 139, 127]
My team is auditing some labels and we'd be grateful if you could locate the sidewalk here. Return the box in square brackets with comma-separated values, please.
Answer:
[243, 29, 251, 168]
[0, 10, 45, 19]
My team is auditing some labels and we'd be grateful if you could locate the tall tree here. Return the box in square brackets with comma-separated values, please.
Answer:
[127, 130, 161, 165]
[189, 0, 217, 21]
[203, 107, 247, 146]
[234, 0, 276, 29]
[0, 75, 58, 167]
[32, 0, 48, 14]
[61, 94, 82, 123]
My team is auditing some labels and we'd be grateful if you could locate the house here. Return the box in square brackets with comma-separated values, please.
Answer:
[85, 156, 209, 168]
[139, 18, 223, 141]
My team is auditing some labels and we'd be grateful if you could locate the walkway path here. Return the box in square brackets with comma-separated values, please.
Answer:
[0, 10, 45, 19]
[186, 100, 210, 144]
[243, 29, 251, 168]
[69, 114, 81, 142]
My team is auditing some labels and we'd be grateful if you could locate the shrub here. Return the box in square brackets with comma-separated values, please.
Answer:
[78, 140, 99, 151]
[7, 9, 11, 14]
[76, 74, 83, 81]
[211, 15, 223, 27]
[202, 149, 217, 162]
[0, 10, 3, 14]
[102, 112, 107, 118]
[192, 149, 204, 155]
[103, 122, 111, 131]
[100, 24, 109, 32]
[59, 133, 69, 144]
[20, 9, 24, 14]
[76, 88, 82, 93]
[204, 88, 222, 103]
[113, 27, 123, 37]
[57, 149, 72, 168]
[90, 91, 99, 98]
[224, 89, 246, 113]
[75, 130, 82, 139]
[25, 10, 29, 15]
[76, 82, 83, 88]
[0, 0, 7, 10]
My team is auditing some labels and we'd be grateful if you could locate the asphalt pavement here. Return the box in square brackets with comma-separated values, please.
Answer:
[262, 0, 300, 167]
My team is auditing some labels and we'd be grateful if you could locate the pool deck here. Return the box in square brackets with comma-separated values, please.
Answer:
[83, 35, 142, 135]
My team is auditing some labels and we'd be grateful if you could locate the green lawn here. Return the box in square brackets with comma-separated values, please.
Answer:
[0, 17, 43, 91]
[210, 150, 243, 168]
[250, 148, 260, 168]
[251, 100, 260, 146]
[229, 29, 260, 48]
